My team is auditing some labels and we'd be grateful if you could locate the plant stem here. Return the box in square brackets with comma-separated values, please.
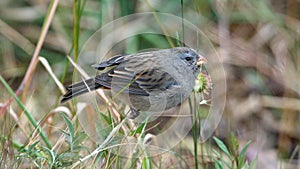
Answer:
[0, 75, 52, 149]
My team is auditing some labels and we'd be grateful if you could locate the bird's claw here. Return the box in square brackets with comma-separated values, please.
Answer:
[129, 107, 140, 119]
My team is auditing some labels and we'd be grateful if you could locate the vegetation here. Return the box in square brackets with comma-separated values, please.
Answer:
[0, 0, 299, 168]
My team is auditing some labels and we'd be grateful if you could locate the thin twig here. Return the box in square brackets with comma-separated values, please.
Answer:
[0, 0, 60, 115]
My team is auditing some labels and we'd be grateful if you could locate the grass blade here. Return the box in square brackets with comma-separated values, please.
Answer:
[0, 75, 52, 149]
[213, 136, 232, 160]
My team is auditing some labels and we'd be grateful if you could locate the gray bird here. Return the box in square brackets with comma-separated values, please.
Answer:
[61, 47, 206, 118]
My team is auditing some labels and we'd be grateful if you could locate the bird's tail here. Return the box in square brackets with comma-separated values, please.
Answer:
[61, 78, 101, 103]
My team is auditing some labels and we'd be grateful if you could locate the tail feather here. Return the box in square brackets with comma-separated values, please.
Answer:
[61, 78, 100, 103]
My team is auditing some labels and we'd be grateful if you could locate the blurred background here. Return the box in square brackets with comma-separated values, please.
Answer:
[0, 0, 299, 168]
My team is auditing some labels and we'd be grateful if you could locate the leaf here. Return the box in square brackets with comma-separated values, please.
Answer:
[239, 140, 251, 164]
[73, 132, 87, 146]
[213, 149, 232, 168]
[213, 136, 232, 159]
[214, 159, 225, 169]
[98, 110, 112, 124]
[231, 132, 239, 153]
[61, 113, 74, 140]
[142, 156, 152, 169]
[241, 161, 249, 169]
[61, 113, 75, 151]
[213, 149, 222, 158]
[41, 146, 56, 166]
[130, 122, 147, 135]
[28, 141, 40, 152]
[249, 155, 258, 169]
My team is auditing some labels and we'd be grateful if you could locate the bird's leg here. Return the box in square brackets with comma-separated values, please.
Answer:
[129, 107, 140, 119]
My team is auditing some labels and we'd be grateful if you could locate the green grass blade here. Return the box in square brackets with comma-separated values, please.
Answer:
[0, 75, 52, 149]
[213, 136, 232, 160]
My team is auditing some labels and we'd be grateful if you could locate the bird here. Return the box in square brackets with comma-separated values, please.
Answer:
[61, 47, 207, 118]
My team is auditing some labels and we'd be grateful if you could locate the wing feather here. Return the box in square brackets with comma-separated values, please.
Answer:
[93, 50, 179, 96]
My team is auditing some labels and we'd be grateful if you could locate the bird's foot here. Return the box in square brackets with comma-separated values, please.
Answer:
[129, 107, 140, 119]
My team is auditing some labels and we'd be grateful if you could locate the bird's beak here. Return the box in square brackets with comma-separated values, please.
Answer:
[196, 54, 207, 66]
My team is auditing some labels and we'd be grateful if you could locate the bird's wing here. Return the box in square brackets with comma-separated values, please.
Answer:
[92, 54, 127, 70]
[94, 53, 179, 96]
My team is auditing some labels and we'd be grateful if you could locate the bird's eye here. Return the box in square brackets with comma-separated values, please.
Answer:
[185, 56, 192, 61]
